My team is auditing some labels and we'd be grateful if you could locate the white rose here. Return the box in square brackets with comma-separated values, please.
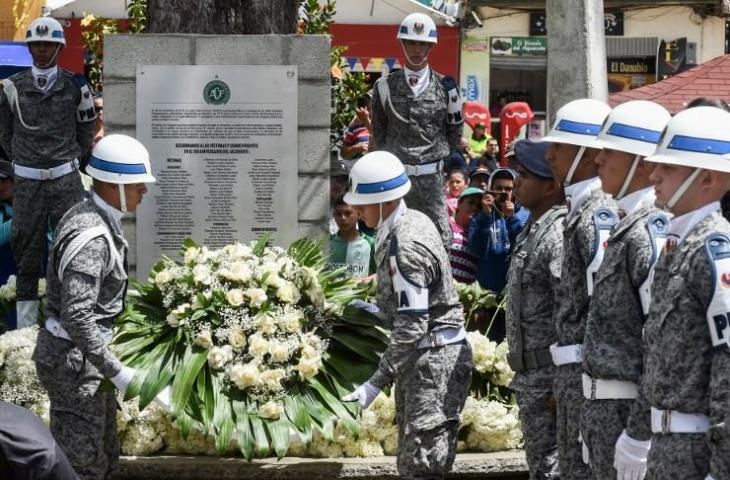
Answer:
[244, 288, 267, 308]
[184, 247, 200, 264]
[254, 312, 277, 335]
[248, 334, 269, 357]
[225, 243, 253, 260]
[269, 341, 290, 363]
[194, 329, 213, 349]
[226, 288, 245, 307]
[258, 400, 284, 420]
[222, 261, 252, 283]
[195, 246, 213, 264]
[207, 345, 233, 370]
[192, 264, 212, 285]
[278, 310, 303, 333]
[276, 281, 301, 304]
[276, 257, 296, 278]
[228, 327, 247, 351]
[258, 262, 281, 287]
[300, 344, 318, 359]
[260, 368, 286, 392]
[296, 355, 321, 380]
[166, 312, 180, 327]
[230, 363, 259, 390]
[306, 285, 325, 307]
[154, 269, 173, 288]
[173, 303, 191, 315]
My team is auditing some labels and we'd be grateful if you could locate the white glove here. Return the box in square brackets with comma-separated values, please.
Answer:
[154, 385, 172, 411]
[110, 366, 137, 393]
[342, 382, 380, 409]
[614, 430, 651, 480]
[349, 299, 380, 314]
[705, 476, 716, 480]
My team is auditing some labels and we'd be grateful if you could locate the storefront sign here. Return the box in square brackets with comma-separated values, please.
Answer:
[466, 74, 480, 101]
[491, 37, 547, 56]
[463, 35, 489, 52]
[657, 38, 691, 80]
[607, 56, 656, 92]
[135, 65, 299, 276]
[529, 11, 624, 36]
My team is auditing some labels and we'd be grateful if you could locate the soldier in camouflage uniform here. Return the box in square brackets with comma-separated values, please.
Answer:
[0, 17, 96, 328]
[543, 98, 618, 480]
[638, 106, 730, 480]
[579, 101, 672, 480]
[343, 151, 472, 479]
[506, 139, 565, 479]
[371, 13, 463, 249]
[32, 135, 161, 480]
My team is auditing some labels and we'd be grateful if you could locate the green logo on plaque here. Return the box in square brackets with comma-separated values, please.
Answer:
[204, 79, 230, 105]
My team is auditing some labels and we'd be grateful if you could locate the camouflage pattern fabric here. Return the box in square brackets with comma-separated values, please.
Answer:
[403, 174, 451, 249]
[640, 211, 730, 479]
[516, 388, 560, 480]
[371, 207, 470, 479]
[11, 174, 84, 300]
[580, 399, 632, 479]
[553, 188, 617, 480]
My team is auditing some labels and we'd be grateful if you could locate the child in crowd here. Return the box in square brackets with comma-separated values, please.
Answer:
[328, 194, 376, 278]
[445, 168, 468, 217]
[448, 187, 482, 283]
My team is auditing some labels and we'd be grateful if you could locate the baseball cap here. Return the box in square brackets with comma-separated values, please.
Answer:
[459, 187, 484, 199]
[0, 160, 12, 179]
[475, 122, 486, 128]
[470, 167, 490, 179]
[513, 139, 552, 180]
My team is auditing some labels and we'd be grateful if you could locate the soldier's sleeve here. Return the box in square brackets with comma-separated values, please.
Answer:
[626, 381, 653, 440]
[0, 87, 12, 158]
[72, 74, 96, 159]
[441, 75, 463, 150]
[627, 230, 654, 289]
[59, 237, 123, 379]
[368, 241, 437, 390]
[708, 349, 730, 479]
[370, 79, 387, 150]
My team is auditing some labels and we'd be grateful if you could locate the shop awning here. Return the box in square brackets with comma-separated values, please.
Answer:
[0, 42, 32, 78]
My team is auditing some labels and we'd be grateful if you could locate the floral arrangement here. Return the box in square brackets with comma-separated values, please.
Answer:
[114, 238, 387, 459]
[0, 326, 49, 421]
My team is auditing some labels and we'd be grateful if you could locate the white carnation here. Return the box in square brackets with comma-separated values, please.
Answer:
[258, 400, 283, 419]
[207, 345, 233, 370]
[229, 362, 259, 390]
[194, 329, 213, 349]
[226, 288, 245, 307]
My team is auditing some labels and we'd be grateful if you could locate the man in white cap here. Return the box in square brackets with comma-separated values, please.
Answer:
[578, 100, 672, 480]
[543, 98, 618, 480]
[32, 134, 164, 480]
[341, 150, 471, 479]
[0, 16, 96, 328]
[371, 12, 463, 248]
[639, 106, 730, 480]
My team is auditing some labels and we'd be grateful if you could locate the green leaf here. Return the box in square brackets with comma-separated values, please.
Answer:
[309, 376, 359, 438]
[253, 234, 271, 257]
[299, 388, 336, 441]
[212, 374, 235, 453]
[284, 394, 312, 443]
[197, 366, 215, 434]
[138, 339, 176, 409]
[249, 415, 271, 457]
[171, 346, 208, 419]
[233, 402, 255, 461]
[264, 417, 291, 459]
[174, 411, 193, 440]
[331, 331, 382, 363]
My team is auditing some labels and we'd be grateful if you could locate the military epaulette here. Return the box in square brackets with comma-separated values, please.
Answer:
[638, 211, 671, 316]
[586, 207, 618, 296]
[704, 232, 730, 350]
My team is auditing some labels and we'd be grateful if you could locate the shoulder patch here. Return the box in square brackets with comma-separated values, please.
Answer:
[387, 236, 429, 314]
[705, 232, 730, 349]
[586, 207, 618, 296]
[639, 211, 671, 316]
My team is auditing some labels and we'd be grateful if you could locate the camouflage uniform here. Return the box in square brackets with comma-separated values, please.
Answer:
[506, 205, 566, 479]
[369, 206, 472, 480]
[32, 194, 127, 480]
[0, 69, 95, 301]
[553, 182, 617, 480]
[371, 69, 462, 249]
[641, 210, 730, 480]
[581, 193, 668, 479]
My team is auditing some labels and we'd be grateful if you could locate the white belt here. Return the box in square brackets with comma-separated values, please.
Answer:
[550, 342, 582, 366]
[45, 317, 72, 341]
[13, 159, 78, 181]
[650, 407, 711, 434]
[404, 160, 443, 177]
[418, 326, 466, 349]
[582, 373, 638, 400]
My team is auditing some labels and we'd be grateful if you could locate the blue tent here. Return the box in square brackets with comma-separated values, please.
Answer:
[0, 41, 32, 79]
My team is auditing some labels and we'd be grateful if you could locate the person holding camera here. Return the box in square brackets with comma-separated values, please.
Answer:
[468, 168, 530, 295]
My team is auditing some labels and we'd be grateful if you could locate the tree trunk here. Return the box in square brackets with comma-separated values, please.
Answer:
[146, 0, 299, 34]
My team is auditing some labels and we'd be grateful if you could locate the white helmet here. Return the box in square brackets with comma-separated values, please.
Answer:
[596, 101, 671, 157]
[645, 106, 730, 211]
[595, 100, 671, 199]
[344, 151, 411, 205]
[25, 17, 66, 46]
[543, 98, 611, 148]
[397, 13, 438, 44]
[87, 134, 156, 184]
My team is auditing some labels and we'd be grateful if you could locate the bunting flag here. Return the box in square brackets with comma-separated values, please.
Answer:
[343, 57, 402, 73]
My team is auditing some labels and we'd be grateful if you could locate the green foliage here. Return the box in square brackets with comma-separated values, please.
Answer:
[127, 0, 148, 33]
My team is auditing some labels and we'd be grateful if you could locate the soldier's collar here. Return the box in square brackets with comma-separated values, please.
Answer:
[375, 200, 407, 251]
[668, 201, 720, 246]
[617, 186, 654, 218]
[91, 190, 124, 234]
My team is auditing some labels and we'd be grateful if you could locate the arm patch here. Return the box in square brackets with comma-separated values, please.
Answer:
[639, 212, 671, 316]
[586, 207, 618, 296]
[387, 237, 428, 313]
[73, 74, 96, 123]
[705, 233, 730, 349]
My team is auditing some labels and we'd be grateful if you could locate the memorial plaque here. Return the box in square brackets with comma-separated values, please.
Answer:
[136, 65, 299, 277]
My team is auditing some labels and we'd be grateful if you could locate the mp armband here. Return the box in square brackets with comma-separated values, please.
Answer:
[705, 233, 730, 350]
[389, 255, 429, 314]
[74, 74, 96, 123]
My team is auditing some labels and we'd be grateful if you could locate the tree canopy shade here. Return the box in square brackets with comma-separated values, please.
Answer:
[145, 0, 300, 34]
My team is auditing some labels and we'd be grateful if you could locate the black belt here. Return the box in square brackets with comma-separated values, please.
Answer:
[507, 347, 553, 372]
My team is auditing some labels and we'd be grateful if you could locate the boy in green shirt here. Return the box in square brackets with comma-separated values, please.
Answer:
[329, 194, 376, 278]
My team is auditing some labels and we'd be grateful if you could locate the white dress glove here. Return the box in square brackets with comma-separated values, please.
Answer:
[342, 382, 380, 409]
[110, 366, 137, 393]
[614, 430, 652, 480]
[349, 299, 380, 314]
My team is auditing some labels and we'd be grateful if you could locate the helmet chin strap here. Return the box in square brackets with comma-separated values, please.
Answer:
[33, 44, 61, 69]
[665, 168, 701, 212]
[119, 185, 128, 213]
[616, 155, 641, 200]
[564, 146, 586, 187]
[376, 203, 384, 228]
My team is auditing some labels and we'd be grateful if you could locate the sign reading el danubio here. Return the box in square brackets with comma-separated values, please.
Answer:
[136, 65, 299, 276]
